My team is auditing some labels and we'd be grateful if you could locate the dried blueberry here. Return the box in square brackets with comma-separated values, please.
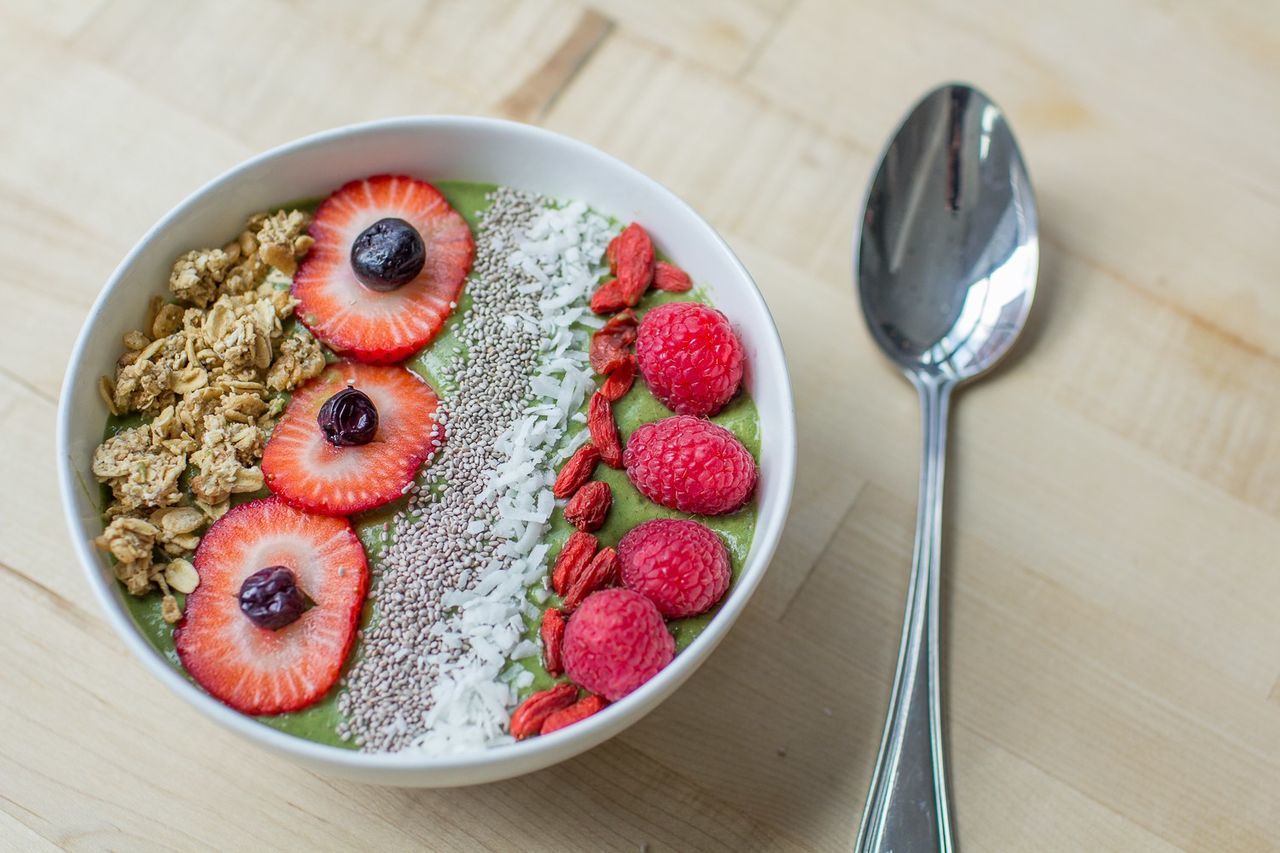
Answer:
[239, 566, 305, 630]
[318, 387, 378, 447]
[350, 217, 425, 291]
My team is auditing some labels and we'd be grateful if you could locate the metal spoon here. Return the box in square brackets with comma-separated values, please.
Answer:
[854, 83, 1038, 852]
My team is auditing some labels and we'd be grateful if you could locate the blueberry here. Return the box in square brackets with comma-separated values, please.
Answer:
[350, 217, 425, 291]
[239, 566, 305, 630]
[317, 387, 378, 447]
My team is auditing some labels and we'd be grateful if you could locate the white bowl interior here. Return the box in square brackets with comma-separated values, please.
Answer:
[58, 117, 796, 786]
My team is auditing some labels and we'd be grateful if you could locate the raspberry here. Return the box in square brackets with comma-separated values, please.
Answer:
[562, 589, 674, 701]
[636, 302, 744, 416]
[623, 416, 757, 515]
[619, 519, 731, 618]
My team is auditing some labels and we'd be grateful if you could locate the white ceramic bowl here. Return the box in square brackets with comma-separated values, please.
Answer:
[57, 117, 796, 786]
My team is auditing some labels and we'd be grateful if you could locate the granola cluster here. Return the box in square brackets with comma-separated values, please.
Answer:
[93, 210, 325, 621]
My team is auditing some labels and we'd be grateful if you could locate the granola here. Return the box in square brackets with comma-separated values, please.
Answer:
[93, 208, 322, 617]
[95, 515, 159, 594]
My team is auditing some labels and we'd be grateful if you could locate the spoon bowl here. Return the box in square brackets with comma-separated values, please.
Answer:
[853, 84, 1038, 852]
[858, 84, 1037, 381]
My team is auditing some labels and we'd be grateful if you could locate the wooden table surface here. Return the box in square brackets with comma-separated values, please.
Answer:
[4, 2, 1278, 850]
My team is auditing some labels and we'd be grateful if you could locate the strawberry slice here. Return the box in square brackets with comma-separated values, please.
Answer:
[292, 175, 474, 363]
[174, 497, 368, 716]
[262, 362, 442, 515]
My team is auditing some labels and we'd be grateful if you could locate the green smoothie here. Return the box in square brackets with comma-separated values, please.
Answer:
[112, 181, 760, 749]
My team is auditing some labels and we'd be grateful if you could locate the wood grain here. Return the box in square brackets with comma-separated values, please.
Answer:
[2, 1, 1278, 850]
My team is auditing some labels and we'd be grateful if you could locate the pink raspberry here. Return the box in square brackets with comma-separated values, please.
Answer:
[623, 416, 757, 515]
[619, 519, 731, 618]
[562, 589, 674, 701]
[636, 302, 744, 416]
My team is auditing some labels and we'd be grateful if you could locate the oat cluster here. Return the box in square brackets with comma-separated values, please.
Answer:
[92, 210, 323, 621]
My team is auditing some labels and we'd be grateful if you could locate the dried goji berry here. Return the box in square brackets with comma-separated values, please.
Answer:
[615, 223, 655, 306]
[553, 444, 600, 499]
[540, 694, 608, 735]
[551, 530, 598, 596]
[562, 547, 620, 612]
[540, 608, 566, 677]
[653, 261, 693, 293]
[590, 278, 628, 314]
[588, 392, 623, 468]
[509, 682, 578, 739]
[599, 356, 635, 401]
[605, 234, 620, 274]
[589, 308, 638, 373]
[589, 333, 629, 375]
[599, 308, 638, 341]
[564, 480, 612, 532]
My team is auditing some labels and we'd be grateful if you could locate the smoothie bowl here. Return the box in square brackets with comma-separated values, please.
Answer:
[57, 117, 795, 786]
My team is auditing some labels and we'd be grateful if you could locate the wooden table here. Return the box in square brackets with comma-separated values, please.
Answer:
[3, 2, 1277, 850]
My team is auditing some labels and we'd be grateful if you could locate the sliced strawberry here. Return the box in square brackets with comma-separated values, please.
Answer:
[292, 175, 474, 363]
[174, 497, 368, 716]
[262, 362, 441, 515]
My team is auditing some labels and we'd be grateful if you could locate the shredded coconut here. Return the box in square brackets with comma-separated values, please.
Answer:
[408, 200, 613, 754]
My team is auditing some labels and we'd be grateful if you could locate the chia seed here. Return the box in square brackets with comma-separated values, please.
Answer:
[337, 189, 613, 753]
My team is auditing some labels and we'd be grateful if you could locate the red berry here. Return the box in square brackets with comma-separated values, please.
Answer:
[619, 519, 731, 618]
[636, 302, 744, 416]
[509, 683, 578, 740]
[599, 355, 635, 401]
[587, 392, 623, 468]
[562, 546, 620, 614]
[552, 444, 600, 499]
[261, 363, 442, 515]
[563, 480, 612, 532]
[292, 175, 472, 363]
[550, 530, 598, 596]
[174, 498, 367, 715]
[562, 589, 674, 701]
[590, 278, 627, 314]
[589, 309, 637, 375]
[540, 608, 567, 677]
[623, 416, 757, 515]
[613, 223, 655, 306]
[540, 693, 608, 735]
[652, 261, 693, 293]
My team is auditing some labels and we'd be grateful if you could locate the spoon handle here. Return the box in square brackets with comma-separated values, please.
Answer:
[856, 374, 955, 853]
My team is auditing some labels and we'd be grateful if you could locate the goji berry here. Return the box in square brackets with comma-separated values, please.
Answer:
[553, 444, 600, 499]
[564, 480, 612, 532]
[599, 308, 638, 341]
[589, 332, 630, 375]
[540, 608, 566, 677]
[540, 693, 608, 735]
[653, 261, 692, 293]
[615, 223, 655, 306]
[588, 392, 623, 468]
[551, 530, 598, 596]
[599, 356, 635, 401]
[590, 278, 628, 314]
[605, 234, 620, 274]
[509, 682, 578, 739]
[562, 547, 620, 612]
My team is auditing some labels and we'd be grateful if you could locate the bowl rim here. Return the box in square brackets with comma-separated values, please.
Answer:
[56, 115, 796, 777]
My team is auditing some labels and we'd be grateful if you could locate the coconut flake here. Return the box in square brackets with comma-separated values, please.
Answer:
[403, 199, 617, 756]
